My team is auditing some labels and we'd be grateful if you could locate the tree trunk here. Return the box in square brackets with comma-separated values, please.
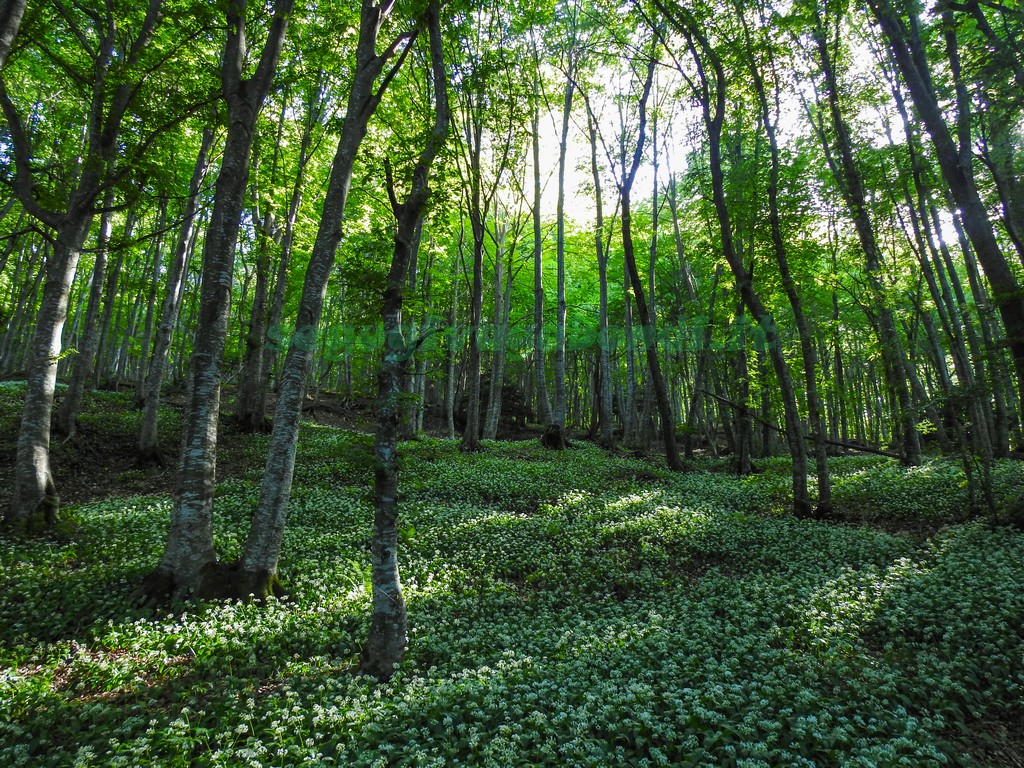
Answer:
[133, 202, 168, 405]
[743, 16, 831, 514]
[0, 0, 27, 68]
[808, 7, 921, 465]
[239, 0, 415, 593]
[91, 213, 135, 387]
[151, 0, 295, 598]
[660, 1, 810, 510]
[618, 54, 683, 471]
[586, 106, 616, 448]
[530, 80, 553, 427]
[360, 5, 447, 680]
[9, 217, 93, 525]
[867, 0, 1024, 432]
[3, 0, 168, 525]
[484, 214, 508, 440]
[552, 73, 574, 441]
[54, 192, 116, 438]
[138, 127, 214, 463]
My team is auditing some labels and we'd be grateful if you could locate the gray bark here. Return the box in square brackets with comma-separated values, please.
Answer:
[134, 202, 168, 404]
[868, 0, 1024, 428]
[361, 7, 447, 679]
[241, 0, 412, 584]
[154, 0, 295, 595]
[552, 73, 574, 437]
[660, 0, 810, 508]
[4, 0, 165, 524]
[138, 127, 214, 462]
[743, 11, 831, 514]
[586, 105, 615, 448]
[53, 192, 116, 438]
[0, 0, 26, 69]
[530, 78, 552, 427]
[808, 7, 921, 465]
[617, 54, 683, 471]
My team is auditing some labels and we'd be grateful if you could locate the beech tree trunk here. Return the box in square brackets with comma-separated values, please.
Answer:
[586, 106, 616, 448]
[256, 89, 321, 423]
[150, 0, 295, 598]
[552, 73, 574, 443]
[138, 127, 214, 463]
[3, 1, 165, 525]
[91, 213, 136, 387]
[134, 202, 168, 405]
[239, 0, 415, 592]
[743, 14, 832, 514]
[361, 7, 447, 679]
[10, 218, 93, 525]
[618, 54, 684, 472]
[867, 0, 1024, 427]
[0, 0, 27, 69]
[530, 78, 553, 427]
[661, 1, 811, 511]
[238, 113, 286, 431]
[808, 7, 921, 465]
[53, 193, 115, 438]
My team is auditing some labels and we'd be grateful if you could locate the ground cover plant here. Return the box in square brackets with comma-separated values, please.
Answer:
[2, 388, 1024, 766]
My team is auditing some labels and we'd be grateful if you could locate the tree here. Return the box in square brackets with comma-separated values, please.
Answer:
[451, 4, 522, 452]
[137, 127, 216, 464]
[2, 0, 175, 525]
[237, 0, 421, 598]
[147, 0, 296, 595]
[0, 0, 26, 69]
[361, 3, 449, 679]
[736, 0, 832, 515]
[866, 0, 1024, 428]
[800, 0, 922, 465]
[654, 0, 812, 510]
[612, 36, 684, 471]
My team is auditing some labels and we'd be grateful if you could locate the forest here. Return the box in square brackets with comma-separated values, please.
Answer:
[2, 0, 1024, 764]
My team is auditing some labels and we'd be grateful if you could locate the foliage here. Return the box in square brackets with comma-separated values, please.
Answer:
[2, 391, 1023, 766]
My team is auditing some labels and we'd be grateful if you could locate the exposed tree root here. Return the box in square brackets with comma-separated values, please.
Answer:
[132, 562, 285, 608]
[234, 414, 273, 434]
[541, 423, 569, 450]
[135, 445, 166, 468]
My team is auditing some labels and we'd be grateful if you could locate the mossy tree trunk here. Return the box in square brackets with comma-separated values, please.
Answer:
[361, 6, 448, 680]
[240, 0, 418, 589]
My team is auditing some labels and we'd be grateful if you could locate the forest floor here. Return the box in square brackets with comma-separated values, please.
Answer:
[2, 381, 1024, 767]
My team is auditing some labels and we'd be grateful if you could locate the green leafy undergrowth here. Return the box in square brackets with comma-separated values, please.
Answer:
[2, 401, 1024, 766]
